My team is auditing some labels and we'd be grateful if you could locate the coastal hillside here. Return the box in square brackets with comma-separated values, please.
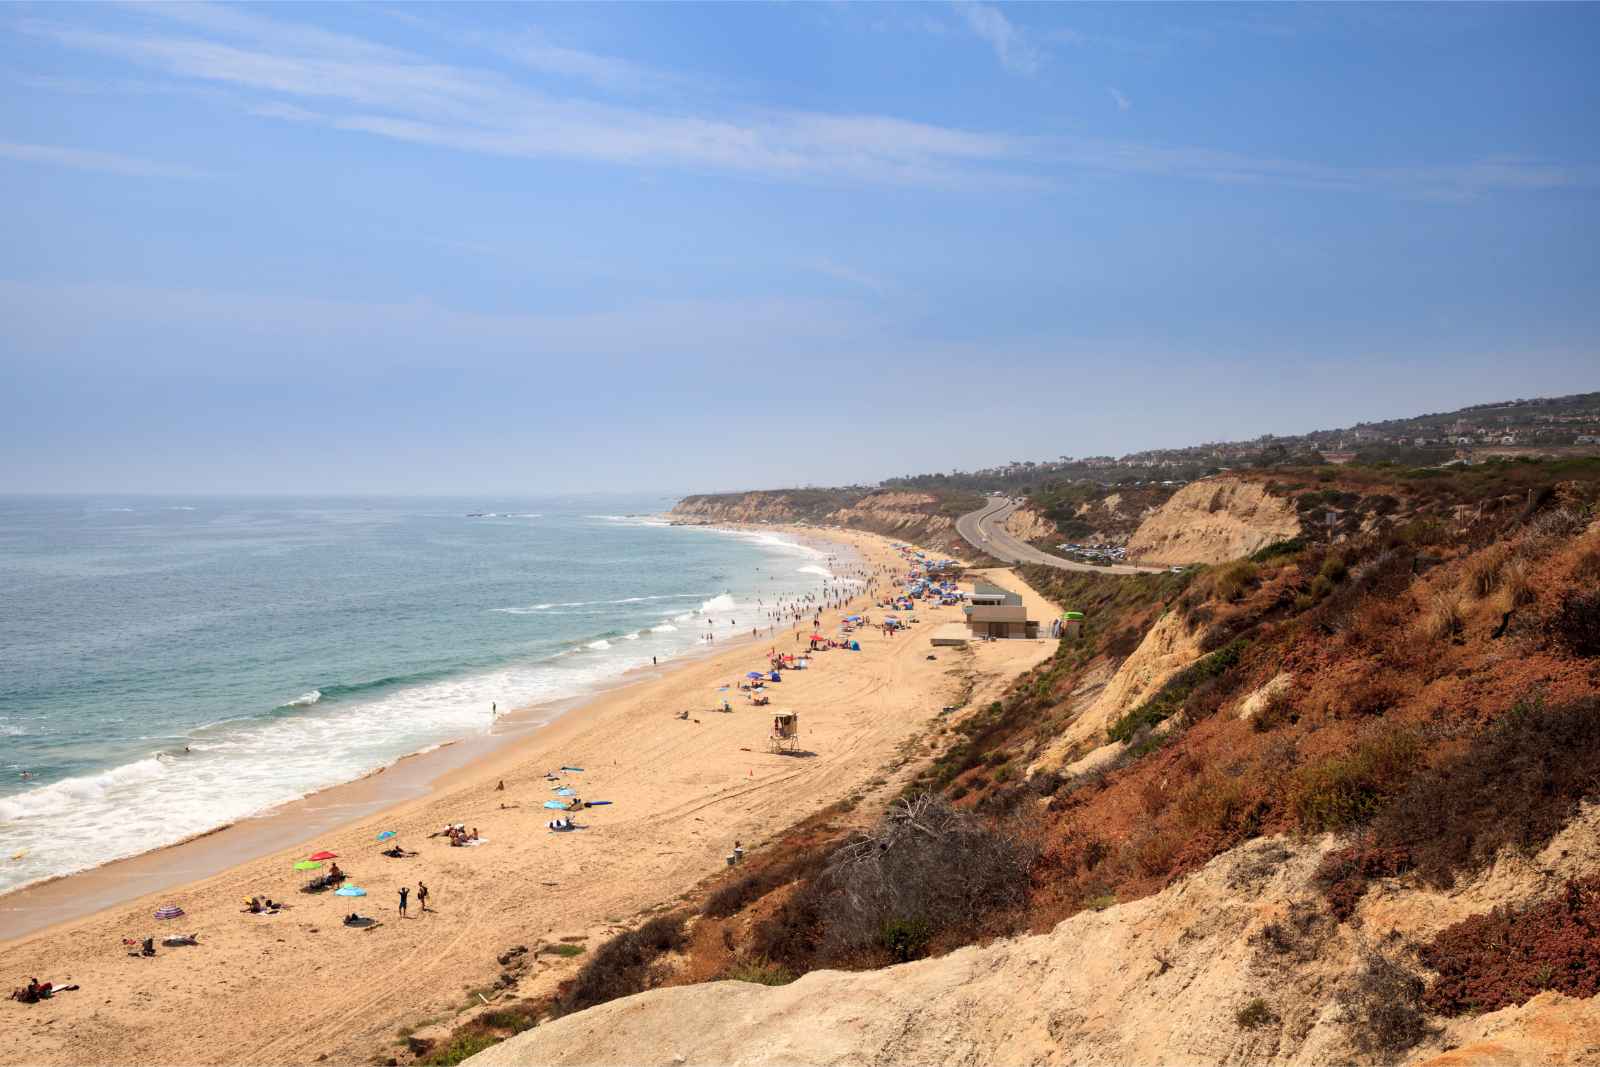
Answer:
[1124, 477, 1302, 565]
[670, 488, 980, 555]
[471, 459, 1600, 1066]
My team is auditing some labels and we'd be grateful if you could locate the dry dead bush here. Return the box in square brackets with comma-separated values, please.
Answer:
[1418, 590, 1464, 642]
[1463, 547, 1506, 599]
[1493, 556, 1535, 613]
[1530, 507, 1589, 541]
[1336, 943, 1430, 1060]
[815, 794, 1034, 960]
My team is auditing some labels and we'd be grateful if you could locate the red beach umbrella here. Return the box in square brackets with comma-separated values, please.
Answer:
[307, 851, 338, 861]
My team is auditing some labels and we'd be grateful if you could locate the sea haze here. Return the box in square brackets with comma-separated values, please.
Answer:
[0, 495, 848, 895]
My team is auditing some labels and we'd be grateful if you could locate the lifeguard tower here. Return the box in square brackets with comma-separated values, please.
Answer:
[768, 711, 800, 753]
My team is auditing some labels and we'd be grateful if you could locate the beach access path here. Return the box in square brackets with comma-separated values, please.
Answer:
[957, 497, 1167, 575]
[0, 528, 1061, 1067]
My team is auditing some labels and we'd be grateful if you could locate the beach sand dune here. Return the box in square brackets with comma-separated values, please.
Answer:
[0, 529, 1058, 1067]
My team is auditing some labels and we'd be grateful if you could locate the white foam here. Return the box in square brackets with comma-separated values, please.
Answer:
[279, 689, 322, 708]
[797, 564, 835, 580]
[0, 509, 865, 897]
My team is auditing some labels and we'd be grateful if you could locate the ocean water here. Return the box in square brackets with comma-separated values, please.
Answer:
[0, 496, 851, 896]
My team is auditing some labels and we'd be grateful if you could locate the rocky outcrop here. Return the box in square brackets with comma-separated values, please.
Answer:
[469, 803, 1600, 1067]
[669, 490, 967, 554]
[1126, 477, 1301, 565]
[669, 491, 837, 525]
[1004, 505, 1057, 546]
[1027, 610, 1202, 775]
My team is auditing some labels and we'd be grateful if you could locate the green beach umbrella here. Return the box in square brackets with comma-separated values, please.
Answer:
[293, 860, 323, 871]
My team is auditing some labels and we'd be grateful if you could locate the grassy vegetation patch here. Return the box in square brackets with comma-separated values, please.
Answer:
[1106, 638, 1248, 743]
[1290, 725, 1421, 833]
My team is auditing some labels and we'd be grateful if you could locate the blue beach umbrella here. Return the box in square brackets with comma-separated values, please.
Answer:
[333, 885, 366, 897]
[376, 831, 397, 841]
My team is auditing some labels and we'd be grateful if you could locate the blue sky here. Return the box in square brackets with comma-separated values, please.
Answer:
[2, 2, 1596, 494]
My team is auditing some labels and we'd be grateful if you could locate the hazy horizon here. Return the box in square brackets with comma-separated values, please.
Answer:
[4, 2, 1597, 494]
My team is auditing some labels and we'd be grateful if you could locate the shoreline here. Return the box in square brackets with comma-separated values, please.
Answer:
[0, 525, 860, 943]
[0, 526, 1061, 1067]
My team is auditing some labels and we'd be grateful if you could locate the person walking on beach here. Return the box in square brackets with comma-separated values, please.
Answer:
[417, 882, 430, 912]
[398, 885, 409, 917]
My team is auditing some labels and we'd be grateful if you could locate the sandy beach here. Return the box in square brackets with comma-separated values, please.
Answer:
[0, 527, 1059, 1066]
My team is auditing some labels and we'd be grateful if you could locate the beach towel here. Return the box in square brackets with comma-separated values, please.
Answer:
[543, 800, 568, 810]
[555, 787, 576, 796]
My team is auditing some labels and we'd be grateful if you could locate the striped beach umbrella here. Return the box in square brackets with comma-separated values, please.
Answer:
[376, 831, 397, 841]
[153, 904, 184, 920]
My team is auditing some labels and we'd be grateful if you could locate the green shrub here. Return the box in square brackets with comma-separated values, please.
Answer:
[1216, 560, 1260, 602]
[879, 918, 932, 962]
[1107, 638, 1249, 743]
[1291, 727, 1421, 833]
[419, 1033, 502, 1066]
[1251, 538, 1306, 563]
[724, 959, 797, 986]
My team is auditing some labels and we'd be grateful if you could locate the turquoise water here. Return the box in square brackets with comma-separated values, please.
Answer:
[0, 496, 846, 895]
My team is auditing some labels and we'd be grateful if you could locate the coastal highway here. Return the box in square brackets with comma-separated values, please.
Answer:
[956, 497, 1167, 575]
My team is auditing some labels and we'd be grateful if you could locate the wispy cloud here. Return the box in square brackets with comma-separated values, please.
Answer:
[0, 140, 207, 178]
[954, 2, 1042, 76]
[806, 258, 892, 294]
[492, 32, 685, 95]
[19, 12, 1039, 190]
[16, 5, 1592, 201]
